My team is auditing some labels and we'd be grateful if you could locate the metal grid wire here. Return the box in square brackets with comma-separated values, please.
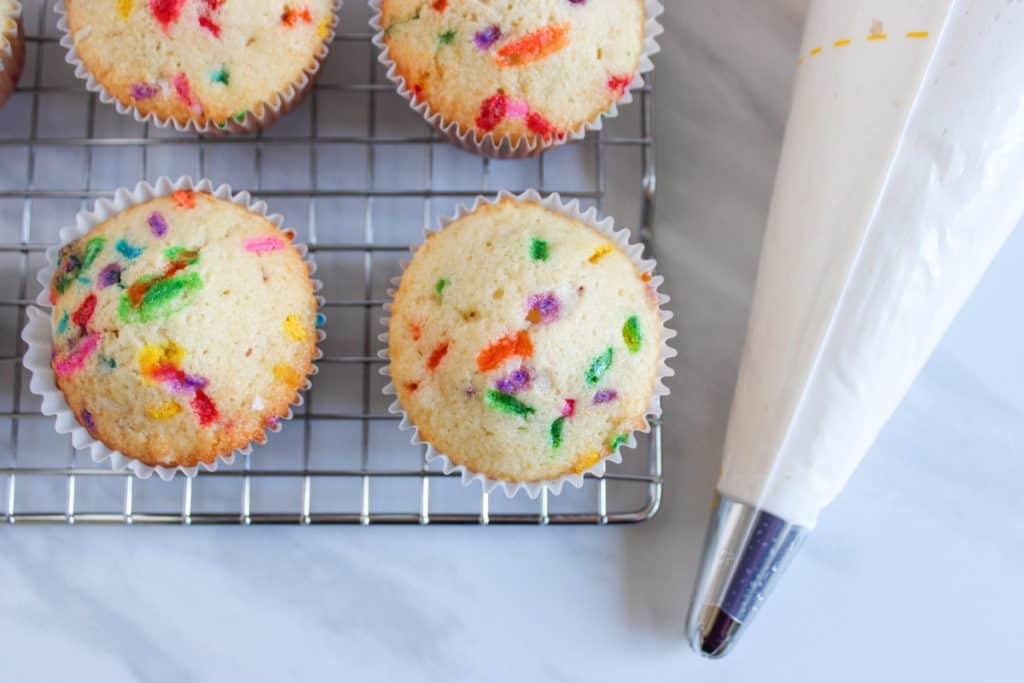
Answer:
[0, 0, 662, 525]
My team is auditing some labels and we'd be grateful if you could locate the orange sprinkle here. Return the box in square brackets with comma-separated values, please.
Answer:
[476, 331, 533, 372]
[525, 308, 542, 324]
[405, 381, 420, 392]
[641, 272, 652, 282]
[410, 323, 422, 341]
[431, 0, 448, 11]
[496, 24, 570, 68]
[427, 342, 449, 371]
[282, 6, 313, 26]
[172, 190, 196, 209]
[588, 244, 612, 263]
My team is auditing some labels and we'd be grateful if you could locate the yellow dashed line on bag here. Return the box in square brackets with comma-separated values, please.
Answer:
[797, 30, 930, 64]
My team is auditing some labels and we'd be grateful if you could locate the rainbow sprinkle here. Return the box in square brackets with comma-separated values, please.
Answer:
[477, 330, 533, 372]
[244, 235, 286, 253]
[485, 390, 535, 419]
[173, 190, 196, 209]
[588, 244, 612, 263]
[427, 342, 449, 371]
[53, 333, 101, 377]
[150, 0, 185, 32]
[561, 398, 576, 417]
[116, 239, 144, 260]
[622, 315, 642, 352]
[148, 211, 169, 237]
[585, 348, 613, 385]
[117, 0, 134, 19]
[494, 367, 531, 394]
[530, 238, 549, 261]
[273, 364, 302, 385]
[119, 271, 203, 324]
[609, 433, 628, 450]
[281, 5, 313, 26]
[146, 401, 182, 420]
[525, 292, 560, 325]
[211, 66, 230, 85]
[72, 293, 97, 332]
[131, 83, 160, 100]
[496, 24, 570, 68]
[550, 417, 566, 448]
[438, 29, 457, 45]
[474, 25, 502, 50]
[81, 409, 96, 431]
[593, 389, 618, 404]
[607, 73, 632, 95]
[190, 389, 219, 426]
[284, 314, 309, 341]
[57, 310, 69, 334]
[435, 278, 449, 297]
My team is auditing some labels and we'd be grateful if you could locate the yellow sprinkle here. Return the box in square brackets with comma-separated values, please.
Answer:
[834, 39, 851, 47]
[146, 401, 182, 420]
[867, 33, 888, 41]
[317, 19, 332, 40]
[588, 244, 613, 264]
[283, 314, 309, 342]
[810, 46, 823, 56]
[138, 341, 184, 377]
[274, 364, 302, 385]
[906, 31, 930, 39]
[572, 452, 603, 475]
[117, 0, 134, 19]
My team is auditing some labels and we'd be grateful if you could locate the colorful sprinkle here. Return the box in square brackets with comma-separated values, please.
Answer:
[116, 239, 144, 260]
[119, 272, 203, 324]
[530, 237, 549, 261]
[593, 389, 618, 404]
[550, 417, 566, 449]
[607, 73, 632, 96]
[496, 24, 570, 68]
[474, 25, 502, 50]
[432, 0, 448, 11]
[173, 190, 196, 209]
[525, 292, 560, 325]
[434, 278, 449, 297]
[427, 342, 449, 371]
[211, 66, 230, 85]
[71, 293, 97, 333]
[561, 398, 576, 417]
[53, 333, 101, 377]
[190, 389, 219, 426]
[199, 15, 221, 37]
[526, 111, 559, 140]
[131, 83, 160, 100]
[273, 364, 302, 385]
[609, 433, 629, 450]
[146, 401, 182, 420]
[81, 409, 96, 431]
[410, 323, 422, 341]
[585, 347, 613, 385]
[281, 5, 313, 26]
[164, 247, 199, 268]
[265, 416, 281, 429]
[244, 235, 286, 253]
[283, 313, 309, 341]
[623, 316, 642, 352]
[485, 390, 535, 419]
[149, 0, 185, 32]
[477, 330, 533, 372]
[56, 310, 69, 335]
[573, 451, 602, 474]
[100, 356, 117, 371]
[475, 92, 507, 132]
[138, 341, 184, 377]
[316, 313, 327, 326]
[172, 73, 201, 114]
[588, 243, 612, 263]
[148, 211, 169, 237]
[438, 29, 457, 45]
[117, 0, 134, 19]
[495, 367, 531, 394]
[82, 238, 105, 271]
[405, 381, 420, 393]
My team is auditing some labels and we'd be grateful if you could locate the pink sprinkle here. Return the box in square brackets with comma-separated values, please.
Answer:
[148, 211, 168, 237]
[173, 73, 202, 114]
[53, 334, 101, 377]
[506, 98, 530, 119]
[244, 236, 287, 253]
[561, 398, 576, 417]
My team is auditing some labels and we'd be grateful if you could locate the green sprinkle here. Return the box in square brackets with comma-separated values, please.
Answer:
[485, 390, 535, 419]
[530, 238, 549, 262]
[99, 356, 117, 371]
[585, 347, 614, 385]
[435, 278, 449, 297]
[438, 29, 457, 45]
[623, 315, 642, 352]
[609, 433, 629, 450]
[211, 67, 230, 86]
[233, 112, 247, 123]
[81, 237, 106, 271]
[165, 246, 199, 265]
[57, 310, 68, 335]
[550, 417, 566, 449]
[118, 272, 203, 324]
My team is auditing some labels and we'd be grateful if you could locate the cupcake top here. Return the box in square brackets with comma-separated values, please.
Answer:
[388, 198, 662, 483]
[49, 190, 319, 468]
[63, 0, 336, 127]
[378, 0, 647, 146]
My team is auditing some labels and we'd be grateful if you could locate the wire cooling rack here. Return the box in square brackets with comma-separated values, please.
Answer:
[0, 0, 662, 525]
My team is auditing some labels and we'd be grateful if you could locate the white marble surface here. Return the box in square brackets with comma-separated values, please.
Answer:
[2, 2, 1023, 681]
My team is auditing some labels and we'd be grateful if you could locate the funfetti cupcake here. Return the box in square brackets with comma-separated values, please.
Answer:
[383, 192, 674, 496]
[23, 178, 322, 479]
[0, 0, 24, 107]
[57, 0, 341, 134]
[372, 0, 663, 158]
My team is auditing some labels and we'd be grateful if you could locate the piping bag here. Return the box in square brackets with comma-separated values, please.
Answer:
[689, 0, 1024, 658]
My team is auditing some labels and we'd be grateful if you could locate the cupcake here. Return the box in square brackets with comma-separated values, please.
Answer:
[385, 194, 672, 493]
[0, 0, 24, 107]
[57, 0, 340, 133]
[372, 0, 662, 157]
[37, 182, 319, 475]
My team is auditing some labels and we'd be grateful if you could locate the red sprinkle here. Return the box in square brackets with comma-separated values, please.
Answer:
[172, 73, 200, 112]
[475, 92, 507, 132]
[282, 5, 313, 26]
[427, 342, 449, 371]
[149, 0, 186, 31]
[190, 389, 219, 426]
[562, 398, 577, 418]
[410, 323, 422, 341]
[607, 73, 632, 96]
[405, 381, 420, 392]
[432, 0, 448, 11]
[526, 111, 559, 140]
[198, 15, 221, 37]
[71, 293, 97, 332]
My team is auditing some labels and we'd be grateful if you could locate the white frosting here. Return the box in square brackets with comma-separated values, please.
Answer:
[718, 0, 1024, 528]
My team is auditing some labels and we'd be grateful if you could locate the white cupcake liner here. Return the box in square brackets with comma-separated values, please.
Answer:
[21, 176, 326, 481]
[55, 0, 343, 135]
[0, 1, 24, 107]
[370, 0, 663, 158]
[378, 189, 676, 498]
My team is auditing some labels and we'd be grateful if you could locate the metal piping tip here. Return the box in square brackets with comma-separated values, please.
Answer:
[687, 495, 808, 658]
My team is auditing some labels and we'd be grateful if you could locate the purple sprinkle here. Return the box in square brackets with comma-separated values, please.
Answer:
[593, 389, 618, 404]
[265, 416, 281, 429]
[131, 83, 160, 100]
[148, 211, 169, 237]
[474, 25, 502, 50]
[495, 367, 531, 394]
[527, 292, 561, 324]
[97, 263, 122, 289]
[81, 409, 95, 430]
[168, 374, 209, 394]
[568, 0, 587, 4]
